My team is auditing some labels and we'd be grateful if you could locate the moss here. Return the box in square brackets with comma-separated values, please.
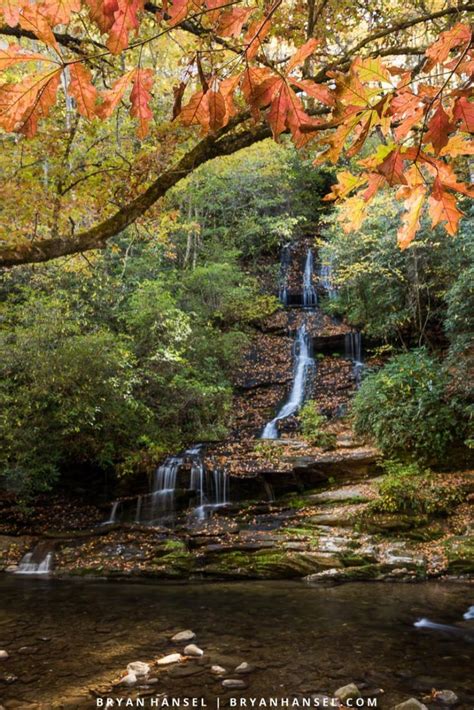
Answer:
[359, 513, 429, 535]
[445, 535, 474, 574]
[202, 548, 335, 579]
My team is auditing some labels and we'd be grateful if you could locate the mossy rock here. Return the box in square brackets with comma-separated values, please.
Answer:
[404, 524, 445, 542]
[360, 513, 429, 535]
[445, 535, 474, 575]
[201, 548, 341, 579]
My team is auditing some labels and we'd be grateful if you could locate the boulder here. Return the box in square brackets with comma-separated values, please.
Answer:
[334, 683, 361, 703]
[211, 665, 227, 675]
[235, 662, 254, 674]
[392, 700, 428, 710]
[126, 661, 150, 677]
[0, 651, 9, 660]
[157, 653, 182, 666]
[171, 630, 196, 643]
[119, 672, 137, 687]
[184, 644, 204, 657]
[433, 690, 459, 706]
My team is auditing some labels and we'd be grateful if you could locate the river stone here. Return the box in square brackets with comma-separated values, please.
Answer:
[392, 700, 428, 710]
[171, 629, 196, 643]
[334, 683, 361, 703]
[0, 651, 9, 660]
[127, 661, 150, 677]
[235, 662, 254, 674]
[119, 672, 137, 686]
[184, 644, 204, 657]
[433, 690, 459, 706]
[157, 653, 182, 666]
[211, 665, 227, 675]
[222, 679, 247, 689]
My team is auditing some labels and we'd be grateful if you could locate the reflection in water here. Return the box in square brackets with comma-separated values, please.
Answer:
[0, 578, 472, 708]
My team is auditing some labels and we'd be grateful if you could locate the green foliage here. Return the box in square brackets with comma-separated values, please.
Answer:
[319, 196, 474, 345]
[298, 402, 337, 449]
[370, 460, 464, 516]
[353, 349, 459, 463]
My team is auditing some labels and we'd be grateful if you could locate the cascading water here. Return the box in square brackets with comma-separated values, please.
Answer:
[303, 249, 317, 307]
[261, 324, 315, 439]
[278, 243, 291, 305]
[16, 544, 53, 575]
[319, 257, 337, 300]
[345, 331, 364, 388]
[104, 500, 120, 525]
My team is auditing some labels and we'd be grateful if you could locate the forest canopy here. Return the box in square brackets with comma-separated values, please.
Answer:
[0, 0, 473, 267]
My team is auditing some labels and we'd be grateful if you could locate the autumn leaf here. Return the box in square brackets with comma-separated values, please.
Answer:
[97, 69, 136, 118]
[378, 148, 407, 186]
[323, 171, 367, 201]
[205, 88, 226, 131]
[452, 96, 474, 133]
[291, 78, 334, 107]
[338, 196, 368, 233]
[362, 173, 385, 202]
[41, 0, 81, 27]
[352, 55, 393, 85]
[68, 63, 98, 120]
[0, 44, 56, 71]
[397, 186, 426, 249]
[0, 0, 27, 27]
[19, 4, 60, 49]
[428, 178, 463, 236]
[0, 69, 62, 135]
[285, 38, 319, 74]
[107, 0, 144, 54]
[179, 89, 209, 129]
[425, 22, 472, 70]
[85, 0, 118, 33]
[244, 13, 272, 61]
[423, 103, 451, 154]
[439, 134, 474, 157]
[216, 7, 253, 38]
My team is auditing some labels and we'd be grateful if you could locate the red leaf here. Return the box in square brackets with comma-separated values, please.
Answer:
[97, 69, 135, 118]
[130, 68, 153, 137]
[85, 0, 118, 33]
[41, 0, 81, 27]
[179, 89, 209, 129]
[291, 78, 334, 106]
[362, 173, 385, 202]
[216, 7, 253, 38]
[452, 96, 474, 133]
[0, 68, 61, 136]
[425, 22, 472, 70]
[0, 44, 55, 71]
[68, 63, 98, 120]
[106, 0, 144, 54]
[19, 4, 59, 49]
[1, 0, 27, 27]
[378, 148, 407, 186]
[423, 103, 451, 154]
[206, 88, 226, 131]
[285, 38, 319, 74]
[429, 178, 463, 236]
[244, 13, 271, 60]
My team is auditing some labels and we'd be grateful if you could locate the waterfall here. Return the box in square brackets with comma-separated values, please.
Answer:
[345, 331, 364, 388]
[16, 545, 53, 575]
[104, 500, 120, 525]
[278, 243, 291, 305]
[303, 249, 317, 307]
[261, 324, 315, 439]
[151, 456, 181, 518]
[319, 257, 337, 300]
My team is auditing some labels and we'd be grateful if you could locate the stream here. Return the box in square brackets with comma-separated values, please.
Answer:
[0, 577, 472, 708]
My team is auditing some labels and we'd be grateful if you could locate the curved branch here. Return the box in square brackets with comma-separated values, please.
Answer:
[0, 119, 271, 268]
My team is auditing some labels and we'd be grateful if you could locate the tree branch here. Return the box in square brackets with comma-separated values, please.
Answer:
[0, 118, 271, 268]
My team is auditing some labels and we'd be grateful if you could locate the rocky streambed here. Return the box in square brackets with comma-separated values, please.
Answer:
[1, 466, 473, 582]
[0, 577, 473, 709]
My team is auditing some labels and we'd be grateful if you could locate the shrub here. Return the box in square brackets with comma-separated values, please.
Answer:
[352, 349, 458, 463]
[370, 460, 464, 515]
[298, 403, 337, 449]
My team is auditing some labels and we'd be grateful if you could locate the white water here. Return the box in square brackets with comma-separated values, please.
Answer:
[16, 549, 53, 575]
[414, 618, 462, 634]
[345, 331, 364, 387]
[464, 605, 474, 620]
[261, 324, 315, 439]
[278, 243, 291, 306]
[303, 249, 317, 307]
[104, 500, 120, 525]
[319, 257, 337, 300]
